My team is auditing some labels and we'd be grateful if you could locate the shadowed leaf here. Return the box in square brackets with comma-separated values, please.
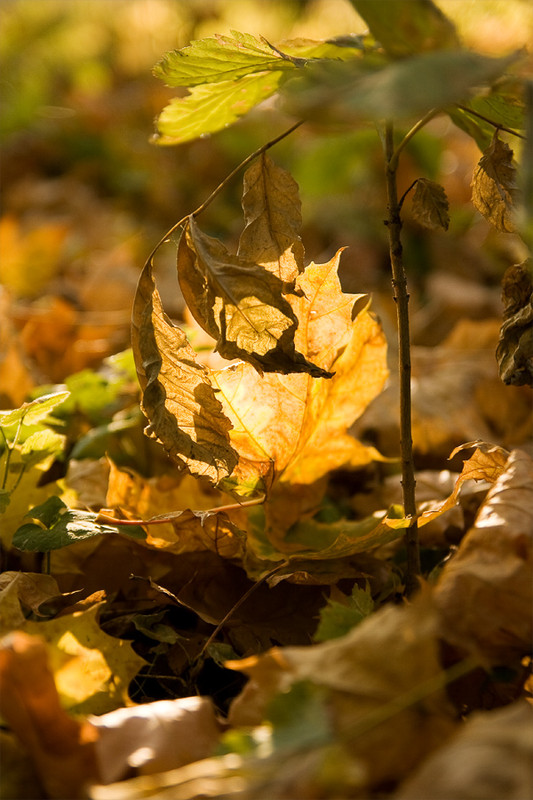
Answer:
[412, 179, 450, 231]
[131, 257, 238, 483]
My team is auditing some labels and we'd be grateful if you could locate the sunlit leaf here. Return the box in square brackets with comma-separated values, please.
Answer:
[23, 605, 146, 714]
[412, 178, 450, 231]
[153, 31, 294, 87]
[238, 153, 304, 285]
[349, 0, 459, 57]
[154, 72, 285, 145]
[471, 132, 519, 232]
[0, 391, 69, 430]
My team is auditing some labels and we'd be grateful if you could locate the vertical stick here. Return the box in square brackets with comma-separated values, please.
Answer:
[384, 122, 421, 595]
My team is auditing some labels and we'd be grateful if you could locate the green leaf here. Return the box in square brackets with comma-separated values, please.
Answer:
[284, 50, 521, 123]
[0, 391, 69, 430]
[350, 0, 460, 58]
[154, 31, 295, 87]
[449, 87, 525, 150]
[12, 496, 146, 552]
[411, 178, 450, 231]
[471, 133, 519, 232]
[267, 680, 332, 752]
[0, 489, 10, 513]
[154, 71, 286, 145]
[20, 429, 66, 468]
[314, 584, 374, 642]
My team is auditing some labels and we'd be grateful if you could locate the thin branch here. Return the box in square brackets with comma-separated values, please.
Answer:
[144, 120, 304, 266]
[197, 561, 290, 660]
[457, 104, 526, 140]
[389, 108, 441, 172]
[398, 179, 420, 211]
[384, 122, 421, 596]
[97, 495, 264, 527]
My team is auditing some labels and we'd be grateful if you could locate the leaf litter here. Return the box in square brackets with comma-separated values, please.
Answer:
[1, 154, 532, 800]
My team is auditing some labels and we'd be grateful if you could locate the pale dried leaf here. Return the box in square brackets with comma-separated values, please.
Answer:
[471, 133, 518, 232]
[91, 697, 221, 784]
[238, 153, 304, 284]
[412, 178, 449, 231]
[497, 260, 533, 387]
[178, 216, 327, 376]
[395, 702, 533, 800]
[435, 449, 533, 665]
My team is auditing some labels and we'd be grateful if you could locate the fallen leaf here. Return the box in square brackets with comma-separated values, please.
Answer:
[228, 593, 458, 790]
[435, 449, 533, 666]
[394, 701, 533, 800]
[471, 132, 519, 233]
[0, 632, 100, 799]
[0, 572, 63, 635]
[22, 604, 146, 715]
[497, 260, 533, 386]
[91, 696, 222, 784]
[0, 215, 68, 298]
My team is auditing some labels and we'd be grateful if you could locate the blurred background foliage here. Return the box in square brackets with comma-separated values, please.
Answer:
[0, 0, 531, 400]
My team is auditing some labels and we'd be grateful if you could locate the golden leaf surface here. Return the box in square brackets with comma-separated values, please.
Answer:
[214, 253, 387, 495]
[471, 132, 518, 233]
[177, 155, 329, 376]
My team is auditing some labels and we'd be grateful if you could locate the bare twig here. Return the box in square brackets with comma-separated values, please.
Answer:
[384, 122, 421, 596]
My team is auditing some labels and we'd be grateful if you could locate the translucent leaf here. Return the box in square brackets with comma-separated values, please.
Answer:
[154, 72, 285, 145]
[131, 256, 238, 484]
[23, 605, 146, 714]
[350, 0, 459, 58]
[238, 153, 305, 284]
[0, 391, 69, 430]
[471, 133, 519, 232]
[412, 179, 450, 231]
[284, 50, 521, 123]
[153, 31, 294, 87]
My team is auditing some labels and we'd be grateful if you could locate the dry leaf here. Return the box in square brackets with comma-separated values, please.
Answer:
[228, 593, 457, 789]
[22, 604, 146, 715]
[471, 132, 518, 233]
[214, 257, 387, 498]
[497, 260, 533, 387]
[395, 701, 533, 800]
[0, 572, 64, 635]
[238, 153, 304, 285]
[132, 256, 238, 484]
[412, 178, 450, 231]
[0, 632, 100, 799]
[91, 697, 222, 784]
[435, 449, 533, 666]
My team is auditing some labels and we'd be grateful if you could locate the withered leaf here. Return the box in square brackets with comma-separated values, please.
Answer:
[213, 252, 388, 496]
[471, 132, 518, 233]
[238, 153, 304, 285]
[435, 448, 533, 666]
[131, 256, 238, 483]
[412, 178, 450, 231]
[497, 260, 533, 387]
[177, 156, 329, 377]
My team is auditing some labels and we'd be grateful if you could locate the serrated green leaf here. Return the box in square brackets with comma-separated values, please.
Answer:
[412, 178, 450, 231]
[0, 391, 69, 429]
[154, 31, 294, 87]
[20, 429, 65, 468]
[350, 0, 460, 58]
[314, 584, 374, 642]
[154, 71, 286, 145]
[13, 496, 146, 552]
[284, 50, 521, 123]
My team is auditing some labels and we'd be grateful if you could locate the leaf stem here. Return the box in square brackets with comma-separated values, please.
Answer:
[384, 121, 420, 596]
[457, 104, 526, 140]
[97, 495, 265, 526]
[389, 108, 440, 173]
[144, 120, 304, 265]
